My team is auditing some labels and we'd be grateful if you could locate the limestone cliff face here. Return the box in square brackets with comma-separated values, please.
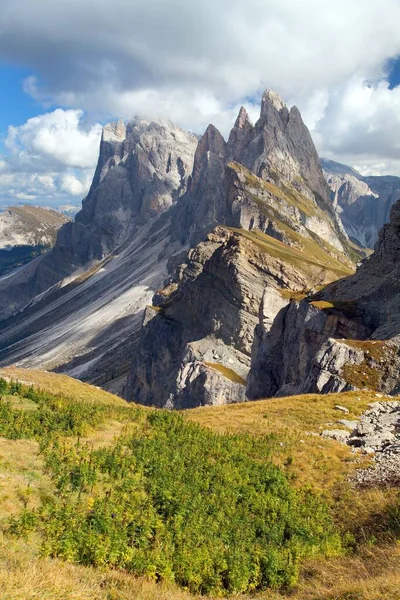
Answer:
[127, 220, 354, 408]
[322, 158, 400, 248]
[50, 119, 197, 276]
[248, 199, 400, 400]
[175, 92, 349, 253]
[126, 227, 311, 408]
[235, 91, 330, 206]
[75, 119, 197, 257]
[127, 92, 361, 408]
[0, 120, 197, 321]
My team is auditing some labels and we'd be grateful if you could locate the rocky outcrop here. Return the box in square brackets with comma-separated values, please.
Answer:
[248, 199, 400, 400]
[324, 401, 400, 487]
[128, 220, 354, 408]
[323, 158, 400, 248]
[247, 299, 371, 399]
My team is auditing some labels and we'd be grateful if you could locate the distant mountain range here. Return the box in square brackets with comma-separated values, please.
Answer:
[322, 158, 400, 248]
[0, 205, 70, 276]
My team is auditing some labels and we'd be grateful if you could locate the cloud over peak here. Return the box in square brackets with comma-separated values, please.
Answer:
[1, 0, 400, 208]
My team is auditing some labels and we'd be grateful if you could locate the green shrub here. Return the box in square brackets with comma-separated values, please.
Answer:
[2, 380, 342, 595]
[0, 380, 135, 447]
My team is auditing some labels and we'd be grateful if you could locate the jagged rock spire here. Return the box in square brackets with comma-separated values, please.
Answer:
[235, 106, 253, 129]
[190, 124, 226, 190]
[260, 89, 286, 115]
[227, 107, 253, 160]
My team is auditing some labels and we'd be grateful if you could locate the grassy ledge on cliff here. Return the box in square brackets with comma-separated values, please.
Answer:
[0, 367, 399, 600]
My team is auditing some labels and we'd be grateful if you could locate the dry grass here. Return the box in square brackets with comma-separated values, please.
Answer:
[0, 538, 202, 600]
[0, 367, 127, 406]
[278, 289, 308, 301]
[1, 537, 399, 600]
[0, 437, 52, 526]
[204, 362, 246, 385]
[286, 545, 400, 600]
[0, 370, 399, 599]
[310, 299, 360, 319]
[341, 339, 389, 360]
[185, 391, 376, 491]
[185, 391, 400, 541]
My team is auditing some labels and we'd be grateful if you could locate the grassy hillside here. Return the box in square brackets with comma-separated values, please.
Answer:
[0, 368, 399, 599]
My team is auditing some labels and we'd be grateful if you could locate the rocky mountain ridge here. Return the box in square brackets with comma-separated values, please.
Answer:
[0, 205, 69, 250]
[127, 92, 359, 407]
[174, 91, 348, 252]
[322, 158, 400, 248]
[0, 205, 70, 277]
[0, 90, 396, 408]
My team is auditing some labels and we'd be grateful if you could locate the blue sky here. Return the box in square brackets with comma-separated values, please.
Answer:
[388, 56, 400, 88]
[0, 65, 39, 131]
[1, 0, 400, 208]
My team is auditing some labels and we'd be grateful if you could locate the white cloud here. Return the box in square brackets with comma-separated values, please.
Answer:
[60, 172, 91, 196]
[13, 192, 37, 201]
[5, 109, 101, 170]
[303, 79, 400, 175]
[1, 1, 400, 128]
[1, 0, 400, 182]
[0, 109, 99, 206]
[36, 175, 55, 190]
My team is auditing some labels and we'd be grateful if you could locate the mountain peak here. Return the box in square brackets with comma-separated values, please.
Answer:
[260, 89, 286, 116]
[102, 119, 126, 143]
[235, 106, 253, 129]
[195, 124, 226, 159]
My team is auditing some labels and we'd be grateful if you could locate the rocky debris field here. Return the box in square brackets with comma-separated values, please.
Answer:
[323, 399, 400, 486]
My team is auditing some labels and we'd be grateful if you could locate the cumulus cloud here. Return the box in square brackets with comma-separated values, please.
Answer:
[60, 172, 93, 196]
[5, 109, 101, 170]
[2, 1, 400, 90]
[303, 79, 400, 175]
[1, 0, 400, 187]
[0, 109, 100, 206]
[1, 1, 400, 123]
